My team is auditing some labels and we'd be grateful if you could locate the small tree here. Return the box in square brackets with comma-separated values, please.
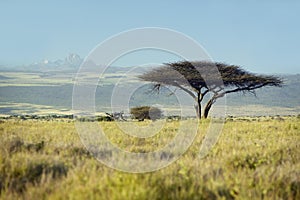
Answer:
[139, 61, 283, 118]
[130, 106, 162, 121]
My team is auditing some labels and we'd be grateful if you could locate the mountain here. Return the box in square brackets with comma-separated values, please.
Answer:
[0, 53, 83, 72]
[64, 53, 82, 68]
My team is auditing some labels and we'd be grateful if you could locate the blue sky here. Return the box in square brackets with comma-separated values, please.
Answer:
[0, 0, 299, 73]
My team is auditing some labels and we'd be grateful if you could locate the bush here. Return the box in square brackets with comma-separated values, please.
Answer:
[8, 137, 24, 153]
[130, 106, 162, 121]
[5, 138, 45, 154]
[96, 116, 113, 122]
[6, 160, 68, 193]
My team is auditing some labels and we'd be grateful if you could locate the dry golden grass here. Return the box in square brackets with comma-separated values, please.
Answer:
[0, 116, 299, 199]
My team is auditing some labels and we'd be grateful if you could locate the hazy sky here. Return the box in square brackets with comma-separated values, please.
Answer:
[0, 1, 299, 73]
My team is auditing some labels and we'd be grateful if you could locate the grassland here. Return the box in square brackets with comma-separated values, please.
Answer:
[0, 117, 299, 199]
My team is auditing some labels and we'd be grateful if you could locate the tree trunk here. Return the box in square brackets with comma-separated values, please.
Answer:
[203, 98, 214, 119]
[194, 101, 201, 119]
[194, 93, 201, 119]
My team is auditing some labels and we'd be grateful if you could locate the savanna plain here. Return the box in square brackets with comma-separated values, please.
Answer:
[0, 116, 299, 200]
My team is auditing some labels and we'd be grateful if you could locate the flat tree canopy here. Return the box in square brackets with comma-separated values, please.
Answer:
[139, 61, 283, 118]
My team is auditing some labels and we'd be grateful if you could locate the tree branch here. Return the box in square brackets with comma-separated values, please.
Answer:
[199, 89, 209, 101]
[172, 82, 197, 99]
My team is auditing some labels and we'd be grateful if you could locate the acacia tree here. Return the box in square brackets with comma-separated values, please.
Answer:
[138, 61, 283, 118]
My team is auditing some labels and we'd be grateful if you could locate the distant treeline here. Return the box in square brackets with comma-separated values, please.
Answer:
[0, 114, 183, 122]
[1, 114, 299, 122]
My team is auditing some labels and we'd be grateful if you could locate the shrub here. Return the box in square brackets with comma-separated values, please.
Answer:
[130, 106, 162, 121]
[8, 137, 24, 153]
[5, 138, 45, 154]
[25, 141, 45, 152]
[6, 160, 68, 193]
[96, 116, 113, 121]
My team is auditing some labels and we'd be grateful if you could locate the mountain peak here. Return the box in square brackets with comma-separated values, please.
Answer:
[64, 53, 82, 67]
